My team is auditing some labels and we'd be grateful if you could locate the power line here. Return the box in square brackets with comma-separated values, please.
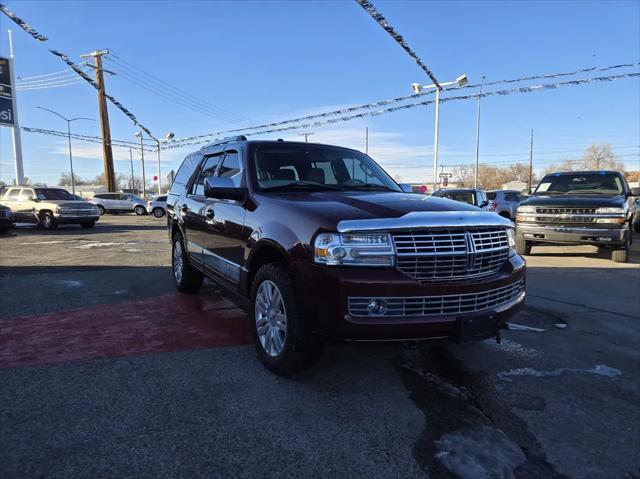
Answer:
[17, 67, 78, 81]
[21, 127, 156, 151]
[104, 52, 243, 122]
[16, 78, 84, 91]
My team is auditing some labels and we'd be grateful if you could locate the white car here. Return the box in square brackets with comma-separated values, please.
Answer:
[147, 195, 167, 218]
[90, 193, 148, 215]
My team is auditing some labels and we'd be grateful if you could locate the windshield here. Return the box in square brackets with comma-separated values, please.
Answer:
[250, 143, 401, 192]
[35, 188, 76, 200]
[535, 173, 625, 195]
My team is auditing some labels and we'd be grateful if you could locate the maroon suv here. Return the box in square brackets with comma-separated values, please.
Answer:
[167, 138, 525, 373]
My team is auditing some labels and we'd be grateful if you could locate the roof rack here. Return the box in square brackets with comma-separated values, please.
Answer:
[199, 135, 247, 150]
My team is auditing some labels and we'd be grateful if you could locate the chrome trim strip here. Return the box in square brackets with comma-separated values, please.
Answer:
[337, 211, 513, 233]
[202, 248, 250, 272]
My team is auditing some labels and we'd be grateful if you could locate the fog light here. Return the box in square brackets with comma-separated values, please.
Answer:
[367, 299, 387, 316]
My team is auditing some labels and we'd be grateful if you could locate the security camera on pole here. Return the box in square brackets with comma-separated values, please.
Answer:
[411, 74, 469, 191]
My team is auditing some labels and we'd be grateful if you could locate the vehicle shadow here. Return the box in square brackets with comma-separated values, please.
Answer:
[7, 223, 166, 236]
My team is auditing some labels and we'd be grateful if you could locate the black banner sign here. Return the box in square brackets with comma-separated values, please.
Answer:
[0, 56, 14, 126]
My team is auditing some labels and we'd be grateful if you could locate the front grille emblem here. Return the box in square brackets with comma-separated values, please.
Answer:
[464, 231, 477, 272]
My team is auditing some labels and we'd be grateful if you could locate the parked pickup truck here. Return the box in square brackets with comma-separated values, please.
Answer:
[167, 137, 525, 373]
[1, 186, 100, 230]
[516, 170, 639, 262]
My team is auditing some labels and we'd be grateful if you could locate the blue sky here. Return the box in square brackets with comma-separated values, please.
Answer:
[0, 0, 639, 186]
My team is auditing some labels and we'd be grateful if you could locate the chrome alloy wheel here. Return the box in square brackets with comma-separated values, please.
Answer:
[173, 240, 184, 283]
[255, 280, 287, 357]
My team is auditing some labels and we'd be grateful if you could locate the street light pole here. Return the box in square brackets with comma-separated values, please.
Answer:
[474, 76, 485, 189]
[37, 107, 94, 195]
[411, 74, 468, 192]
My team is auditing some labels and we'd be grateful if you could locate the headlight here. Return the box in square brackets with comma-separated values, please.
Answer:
[517, 205, 536, 213]
[55, 207, 61, 214]
[596, 207, 624, 214]
[314, 232, 395, 266]
[506, 227, 516, 257]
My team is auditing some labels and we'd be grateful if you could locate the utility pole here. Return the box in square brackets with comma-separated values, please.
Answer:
[298, 132, 314, 143]
[135, 132, 147, 198]
[7, 30, 24, 185]
[129, 148, 135, 192]
[365, 127, 369, 155]
[81, 49, 116, 192]
[474, 76, 485, 189]
[528, 129, 534, 193]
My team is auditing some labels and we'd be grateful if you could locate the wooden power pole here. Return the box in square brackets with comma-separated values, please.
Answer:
[528, 129, 534, 194]
[81, 49, 116, 192]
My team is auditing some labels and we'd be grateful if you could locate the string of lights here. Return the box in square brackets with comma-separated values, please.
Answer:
[355, 0, 440, 87]
[163, 71, 640, 150]
[0, 2, 48, 41]
[165, 62, 639, 148]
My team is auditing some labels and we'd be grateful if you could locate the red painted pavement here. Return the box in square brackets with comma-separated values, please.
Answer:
[0, 293, 252, 369]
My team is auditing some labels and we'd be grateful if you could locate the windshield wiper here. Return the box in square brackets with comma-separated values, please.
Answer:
[348, 183, 396, 191]
[261, 181, 345, 192]
[535, 191, 566, 195]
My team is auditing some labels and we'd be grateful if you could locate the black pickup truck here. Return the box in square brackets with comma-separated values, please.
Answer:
[515, 170, 639, 263]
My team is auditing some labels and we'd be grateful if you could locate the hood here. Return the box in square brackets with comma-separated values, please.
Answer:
[262, 191, 480, 224]
[521, 194, 626, 208]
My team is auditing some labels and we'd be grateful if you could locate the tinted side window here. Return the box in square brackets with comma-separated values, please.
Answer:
[505, 193, 519, 202]
[486, 192, 496, 200]
[192, 154, 223, 196]
[7, 189, 20, 200]
[171, 154, 202, 194]
[217, 151, 242, 187]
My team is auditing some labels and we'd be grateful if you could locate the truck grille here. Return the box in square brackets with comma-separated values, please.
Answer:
[392, 227, 509, 283]
[348, 279, 525, 317]
[60, 208, 97, 216]
[532, 207, 597, 224]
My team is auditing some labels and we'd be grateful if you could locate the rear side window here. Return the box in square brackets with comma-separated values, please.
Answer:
[6, 189, 20, 200]
[171, 154, 203, 194]
[486, 192, 496, 200]
[504, 193, 519, 202]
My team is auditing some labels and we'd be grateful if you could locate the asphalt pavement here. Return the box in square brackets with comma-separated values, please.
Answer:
[1, 215, 639, 478]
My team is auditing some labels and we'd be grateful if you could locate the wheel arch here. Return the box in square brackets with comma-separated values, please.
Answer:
[245, 240, 290, 296]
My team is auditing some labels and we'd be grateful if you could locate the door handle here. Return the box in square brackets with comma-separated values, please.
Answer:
[205, 209, 215, 220]
[181, 204, 189, 213]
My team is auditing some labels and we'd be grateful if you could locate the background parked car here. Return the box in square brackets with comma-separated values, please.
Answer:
[91, 193, 148, 215]
[147, 195, 167, 218]
[634, 197, 640, 233]
[487, 190, 524, 219]
[431, 188, 495, 211]
[0, 204, 15, 233]
[0, 186, 100, 230]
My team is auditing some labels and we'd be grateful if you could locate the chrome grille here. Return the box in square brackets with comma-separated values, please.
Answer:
[60, 208, 97, 216]
[348, 280, 525, 317]
[535, 207, 596, 215]
[392, 227, 509, 283]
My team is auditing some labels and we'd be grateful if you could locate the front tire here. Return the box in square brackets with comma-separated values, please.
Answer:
[250, 263, 323, 375]
[134, 205, 146, 216]
[612, 248, 628, 263]
[515, 237, 531, 256]
[40, 212, 57, 230]
[80, 221, 95, 229]
[172, 232, 204, 293]
[152, 208, 165, 218]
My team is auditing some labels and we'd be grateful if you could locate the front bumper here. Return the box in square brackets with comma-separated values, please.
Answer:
[517, 223, 628, 246]
[297, 255, 526, 341]
[54, 214, 100, 224]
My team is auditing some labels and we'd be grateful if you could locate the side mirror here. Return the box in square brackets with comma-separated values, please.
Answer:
[480, 200, 489, 208]
[630, 187, 640, 196]
[399, 183, 413, 193]
[204, 177, 246, 201]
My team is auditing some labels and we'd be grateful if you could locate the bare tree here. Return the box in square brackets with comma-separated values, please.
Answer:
[545, 144, 625, 174]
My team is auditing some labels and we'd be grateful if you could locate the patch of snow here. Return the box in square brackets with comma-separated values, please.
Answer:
[20, 240, 70, 245]
[73, 242, 124, 249]
[482, 338, 542, 359]
[59, 280, 83, 288]
[554, 323, 568, 329]
[435, 426, 525, 479]
[498, 364, 622, 382]
[506, 322, 546, 332]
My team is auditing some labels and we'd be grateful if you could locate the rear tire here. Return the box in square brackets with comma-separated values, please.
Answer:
[612, 248, 628, 263]
[152, 208, 165, 218]
[172, 232, 204, 293]
[134, 205, 146, 216]
[80, 221, 95, 229]
[250, 263, 323, 375]
[40, 212, 57, 230]
[515, 237, 531, 256]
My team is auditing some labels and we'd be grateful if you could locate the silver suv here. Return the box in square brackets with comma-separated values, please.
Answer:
[90, 193, 148, 215]
[1, 186, 100, 229]
[486, 190, 524, 220]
